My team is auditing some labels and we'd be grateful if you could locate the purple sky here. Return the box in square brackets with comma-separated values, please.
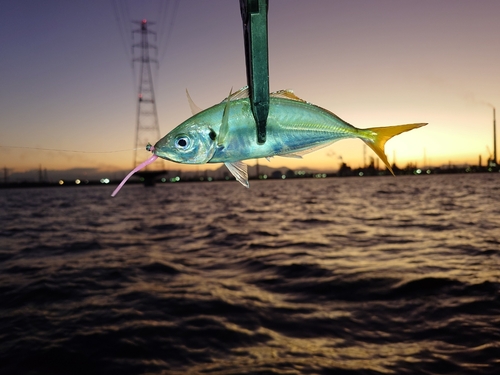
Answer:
[1, 0, 500, 180]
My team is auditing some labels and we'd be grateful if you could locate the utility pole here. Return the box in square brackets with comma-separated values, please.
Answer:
[132, 19, 161, 169]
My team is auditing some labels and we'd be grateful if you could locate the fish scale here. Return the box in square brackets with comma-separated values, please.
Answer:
[211, 97, 362, 163]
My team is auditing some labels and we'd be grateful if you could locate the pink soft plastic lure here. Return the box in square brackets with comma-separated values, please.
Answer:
[111, 144, 158, 197]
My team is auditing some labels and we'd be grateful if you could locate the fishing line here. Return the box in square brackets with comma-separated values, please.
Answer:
[0, 145, 141, 154]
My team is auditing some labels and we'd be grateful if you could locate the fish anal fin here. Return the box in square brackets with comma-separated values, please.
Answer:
[364, 123, 427, 175]
[225, 161, 249, 188]
[278, 141, 337, 159]
[278, 152, 303, 159]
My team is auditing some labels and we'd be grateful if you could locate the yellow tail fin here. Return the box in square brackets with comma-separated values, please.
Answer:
[363, 123, 427, 175]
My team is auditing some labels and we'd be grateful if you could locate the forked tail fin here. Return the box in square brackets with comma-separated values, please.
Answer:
[363, 123, 427, 175]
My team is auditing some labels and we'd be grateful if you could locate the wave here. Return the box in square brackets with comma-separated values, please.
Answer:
[1, 175, 500, 374]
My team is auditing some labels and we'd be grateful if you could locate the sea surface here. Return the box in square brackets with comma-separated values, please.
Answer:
[1, 174, 499, 375]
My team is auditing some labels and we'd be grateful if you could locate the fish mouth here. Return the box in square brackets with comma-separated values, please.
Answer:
[153, 151, 191, 165]
[152, 149, 174, 162]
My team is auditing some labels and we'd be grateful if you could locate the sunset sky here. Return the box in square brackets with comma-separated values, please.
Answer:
[1, 0, 499, 180]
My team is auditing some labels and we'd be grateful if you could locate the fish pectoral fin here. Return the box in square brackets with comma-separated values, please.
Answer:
[186, 89, 203, 115]
[218, 88, 233, 146]
[225, 161, 249, 188]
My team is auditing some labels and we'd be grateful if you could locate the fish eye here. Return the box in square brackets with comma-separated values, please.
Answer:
[175, 136, 190, 150]
[209, 129, 217, 141]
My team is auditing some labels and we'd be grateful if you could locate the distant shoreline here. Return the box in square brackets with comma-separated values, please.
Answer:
[2, 165, 498, 189]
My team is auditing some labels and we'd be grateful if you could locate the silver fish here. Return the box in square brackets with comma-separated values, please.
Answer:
[112, 87, 426, 196]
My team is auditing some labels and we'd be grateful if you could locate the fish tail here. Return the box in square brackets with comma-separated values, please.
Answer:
[362, 123, 427, 175]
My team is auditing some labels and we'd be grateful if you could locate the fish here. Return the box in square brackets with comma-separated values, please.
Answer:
[111, 86, 426, 196]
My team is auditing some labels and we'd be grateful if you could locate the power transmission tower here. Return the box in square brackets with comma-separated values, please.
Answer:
[132, 19, 161, 169]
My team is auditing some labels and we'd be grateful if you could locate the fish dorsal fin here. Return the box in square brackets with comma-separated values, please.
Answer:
[186, 89, 203, 115]
[222, 86, 249, 102]
[270, 89, 307, 103]
[218, 88, 232, 146]
[230, 86, 250, 100]
[221, 87, 307, 103]
[224, 161, 249, 188]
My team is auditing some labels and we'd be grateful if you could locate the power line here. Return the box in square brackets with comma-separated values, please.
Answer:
[111, 0, 132, 62]
[158, 0, 180, 66]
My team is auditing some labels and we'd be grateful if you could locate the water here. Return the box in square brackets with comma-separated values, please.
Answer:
[1, 174, 499, 374]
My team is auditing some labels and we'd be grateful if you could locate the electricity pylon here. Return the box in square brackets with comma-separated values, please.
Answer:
[132, 19, 161, 169]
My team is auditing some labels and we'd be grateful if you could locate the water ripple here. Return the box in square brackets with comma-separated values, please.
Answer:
[0, 175, 499, 374]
